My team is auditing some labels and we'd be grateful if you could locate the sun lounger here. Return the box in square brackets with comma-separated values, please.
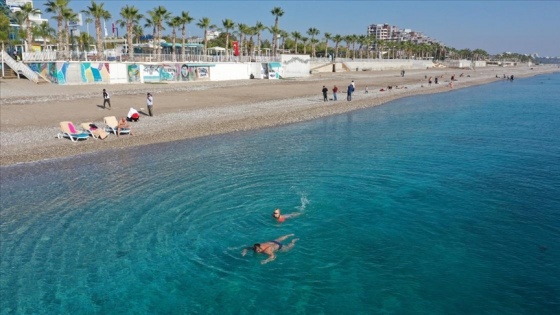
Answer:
[81, 122, 109, 140]
[57, 121, 89, 142]
[104, 116, 131, 135]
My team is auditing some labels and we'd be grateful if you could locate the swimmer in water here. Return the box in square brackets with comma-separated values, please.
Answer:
[241, 234, 299, 264]
[272, 208, 301, 223]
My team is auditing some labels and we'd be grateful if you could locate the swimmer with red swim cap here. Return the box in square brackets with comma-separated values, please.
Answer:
[272, 208, 301, 223]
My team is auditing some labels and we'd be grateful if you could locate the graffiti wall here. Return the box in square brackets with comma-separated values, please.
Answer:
[281, 54, 310, 78]
[78, 62, 110, 83]
[136, 64, 209, 83]
[28, 62, 57, 83]
[128, 64, 141, 83]
[23, 60, 293, 85]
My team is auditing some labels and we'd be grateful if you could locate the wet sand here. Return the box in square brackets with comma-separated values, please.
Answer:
[1, 65, 557, 166]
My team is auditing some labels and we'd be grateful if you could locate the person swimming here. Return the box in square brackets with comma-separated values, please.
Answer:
[272, 208, 301, 223]
[241, 234, 298, 264]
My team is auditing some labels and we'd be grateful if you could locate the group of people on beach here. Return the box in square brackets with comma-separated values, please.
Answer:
[241, 208, 301, 264]
[100, 88, 156, 136]
[321, 80, 356, 102]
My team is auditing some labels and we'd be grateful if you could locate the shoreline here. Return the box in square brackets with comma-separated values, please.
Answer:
[1, 65, 558, 166]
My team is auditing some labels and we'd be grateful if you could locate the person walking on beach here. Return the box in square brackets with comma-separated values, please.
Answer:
[146, 92, 154, 116]
[241, 234, 299, 264]
[272, 208, 301, 223]
[347, 83, 354, 101]
[332, 85, 338, 101]
[102, 89, 111, 109]
[322, 85, 328, 102]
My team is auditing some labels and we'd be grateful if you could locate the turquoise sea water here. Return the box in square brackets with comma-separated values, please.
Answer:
[1, 73, 559, 314]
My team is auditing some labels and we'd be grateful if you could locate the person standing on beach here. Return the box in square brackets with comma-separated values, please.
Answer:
[332, 85, 338, 101]
[347, 83, 354, 101]
[102, 89, 111, 109]
[147, 92, 154, 116]
[322, 86, 328, 102]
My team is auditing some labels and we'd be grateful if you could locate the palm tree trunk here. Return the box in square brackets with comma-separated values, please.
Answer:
[181, 27, 186, 62]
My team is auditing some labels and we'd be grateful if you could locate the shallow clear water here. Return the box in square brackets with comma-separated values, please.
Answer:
[1, 73, 560, 314]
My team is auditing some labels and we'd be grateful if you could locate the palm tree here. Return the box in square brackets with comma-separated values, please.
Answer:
[77, 32, 93, 52]
[148, 6, 171, 61]
[119, 5, 142, 60]
[11, 10, 27, 45]
[323, 32, 331, 58]
[196, 17, 214, 54]
[44, 0, 70, 59]
[178, 11, 194, 61]
[62, 8, 77, 55]
[343, 35, 352, 58]
[270, 6, 284, 56]
[306, 27, 319, 57]
[332, 34, 343, 59]
[254, 21, 266, 55]
[357, 35, 367, 59]
[246, 26, 256, 55]
[167, 16, 181, 61]
[221, 18, 235, 57]
[236, 23, 250, 56]
[132, 24, 143, 44]
[291, 31, 301, 54]
[144, 13, 157, 48]
[350, 34, 358, 58]
[18, 2, 41, 52]
[301, 36, 308, 55]
[33, 21, 55, 51]
[279, 30, 289, 53]
[82, 0, 111, 60]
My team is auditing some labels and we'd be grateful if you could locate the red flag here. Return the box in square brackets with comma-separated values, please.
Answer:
[232, 41, 239, 56]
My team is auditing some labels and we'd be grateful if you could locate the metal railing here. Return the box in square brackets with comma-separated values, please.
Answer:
[20, 50, 283, 63]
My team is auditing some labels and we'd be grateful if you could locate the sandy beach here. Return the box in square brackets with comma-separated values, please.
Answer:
[0, 65, 557, 166]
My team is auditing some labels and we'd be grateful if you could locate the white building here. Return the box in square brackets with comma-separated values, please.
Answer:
[5, 0, 47, 26]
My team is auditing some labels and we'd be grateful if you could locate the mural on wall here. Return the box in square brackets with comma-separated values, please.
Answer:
[28, 63, 57, 83]
[128, 64, 140, 83]
[56, 62, 69, 84]
[142, 65, 162, 83]
[196, 67, 210, 80]
[179, 64, 196, 81]
[268, 62, 281, 79]
[81, 63, 110, 83]
[159, 64, 177, 81]
[260, 63, 268, 79]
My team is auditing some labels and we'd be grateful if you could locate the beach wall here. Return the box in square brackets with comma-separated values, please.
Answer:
[311, 60, 436, 73]
[25, 57, 307, 85]
[27, 61, 216, 85]
[445, 60, 487, 68]
[281, 55, 311, 78]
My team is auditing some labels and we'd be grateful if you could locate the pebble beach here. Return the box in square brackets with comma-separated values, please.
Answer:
[1, 65, 557, 166]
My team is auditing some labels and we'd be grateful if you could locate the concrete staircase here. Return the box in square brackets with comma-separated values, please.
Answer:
[1, 50, 50, 84]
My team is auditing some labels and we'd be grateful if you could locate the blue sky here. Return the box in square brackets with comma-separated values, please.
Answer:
[37, 0, 560, 57]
